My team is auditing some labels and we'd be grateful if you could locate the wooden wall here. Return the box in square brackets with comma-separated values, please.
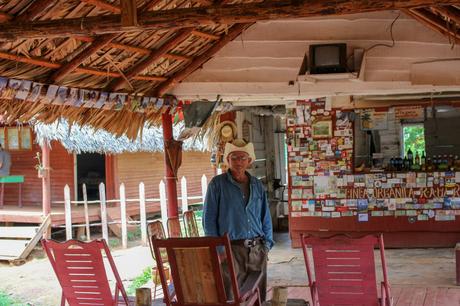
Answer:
[116, 151, 215, 205]
[4, 139, 74, 206]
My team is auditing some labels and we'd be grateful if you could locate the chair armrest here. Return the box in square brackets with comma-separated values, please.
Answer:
[310, 282, 319, 306]
[239, 271, 263, 301]
[380, 281, 392, 306]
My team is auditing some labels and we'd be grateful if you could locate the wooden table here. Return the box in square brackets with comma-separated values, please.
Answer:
[0, 175, 25, 208]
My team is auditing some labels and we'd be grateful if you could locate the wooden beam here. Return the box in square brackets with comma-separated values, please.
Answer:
[1, 0, 459, 40]
[191, 30, 220, 40]
[0, 12, 12, 23]
[75, 35, 191, 60]
[80, 0, 121, 13]
[0, 50, 166, 81]
[121, 0, 138, 26]
[432, 5, 460, 24]
[154, 23, 252, 96]
[404, 8, 460, 43]
[50, 34, 116, 82]
[15, 0, 58, 22]
[107, 28, 193, 90]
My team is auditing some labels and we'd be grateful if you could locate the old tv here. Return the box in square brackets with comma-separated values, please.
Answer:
[309, 43, 347, 74]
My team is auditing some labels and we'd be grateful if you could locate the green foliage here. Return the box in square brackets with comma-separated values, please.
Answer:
[127, 267, 152, 296]
[0, 291, 23, 306]
[127, 227, 142, 241]
[403, 125, 425, 157]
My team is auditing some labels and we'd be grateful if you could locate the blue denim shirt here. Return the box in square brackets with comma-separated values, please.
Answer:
[203, 171, 274, 249]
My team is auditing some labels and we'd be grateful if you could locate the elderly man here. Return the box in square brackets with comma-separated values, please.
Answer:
[203, 139, 274, 302]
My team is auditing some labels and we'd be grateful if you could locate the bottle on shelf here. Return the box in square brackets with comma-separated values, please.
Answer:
[426, 157, 433, 171]
[407, 148, 413, 166]
[415, 151, 420, 166]
[421, 151, 426, 165]
[403, 155, 410, 170]
[448, 154, 454, 169]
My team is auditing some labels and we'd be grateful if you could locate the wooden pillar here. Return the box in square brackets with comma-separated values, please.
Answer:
[42, 141, 51, 217]
[42, 141, 51, 238]
[105, 154, 116, 200]
[162, 113, 178, 218]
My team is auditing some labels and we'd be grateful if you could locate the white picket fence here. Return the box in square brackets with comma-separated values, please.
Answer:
[56, 175, 208, 248]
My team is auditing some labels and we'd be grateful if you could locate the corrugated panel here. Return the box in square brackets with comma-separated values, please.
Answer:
[117, 152, 215, 205]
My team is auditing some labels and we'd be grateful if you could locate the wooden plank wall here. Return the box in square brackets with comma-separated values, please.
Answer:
[116, 151, 215, 204]
[4, 139, 74, 206]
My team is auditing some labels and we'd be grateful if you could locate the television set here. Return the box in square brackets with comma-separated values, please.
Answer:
[309, 43, 347, 74]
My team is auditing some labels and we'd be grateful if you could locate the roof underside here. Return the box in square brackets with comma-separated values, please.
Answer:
[0, 1, 458, 136]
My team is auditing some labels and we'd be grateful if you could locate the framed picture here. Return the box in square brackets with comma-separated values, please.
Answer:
[312, 120, 332, 138]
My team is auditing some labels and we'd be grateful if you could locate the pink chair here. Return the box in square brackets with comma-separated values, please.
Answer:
[300, 234, 392, 306]
[42, 239, 131, 306]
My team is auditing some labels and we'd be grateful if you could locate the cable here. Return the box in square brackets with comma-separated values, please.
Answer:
[347, 12, 401, 74]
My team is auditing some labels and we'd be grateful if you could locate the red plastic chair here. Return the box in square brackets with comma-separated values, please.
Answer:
[151, 234, 262, 306]
[300, 234, 392, 306]
[42, 239, 131, 306]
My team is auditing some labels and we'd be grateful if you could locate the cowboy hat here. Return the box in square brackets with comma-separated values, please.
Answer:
[223, 139, 256, 165]
[216, 120, 237, 142]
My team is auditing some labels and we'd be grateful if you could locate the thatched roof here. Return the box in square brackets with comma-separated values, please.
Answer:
[0, 0, 458, 138]
[33, 119, 207, 154]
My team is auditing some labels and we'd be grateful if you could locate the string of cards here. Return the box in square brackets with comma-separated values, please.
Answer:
[0, 77, 179, 113]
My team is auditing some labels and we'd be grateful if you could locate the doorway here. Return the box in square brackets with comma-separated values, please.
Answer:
[77, 153, 105, 201]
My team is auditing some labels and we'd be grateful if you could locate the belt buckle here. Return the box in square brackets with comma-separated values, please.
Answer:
[244, 239, 256, 248]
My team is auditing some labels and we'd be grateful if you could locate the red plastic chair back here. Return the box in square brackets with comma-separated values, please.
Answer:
[42, 239, 130, 306]
[301, 234, 387, 306]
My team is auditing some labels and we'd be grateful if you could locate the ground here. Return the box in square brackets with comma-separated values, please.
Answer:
[0, 232, 457, 305]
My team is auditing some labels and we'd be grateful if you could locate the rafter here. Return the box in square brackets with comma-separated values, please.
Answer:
[191, 30, 220, 40]
[15, 0, 58, 22]
[404, 8, 460, 43]
[107, 28, 193, 90]
[80, 0, 121, 13]
[1, 0, 459, 40]
[0, 12, 12, 23]
[0, 51, 166, 81]
[49, 34, 116, 82]
[432, 5, 460, 24]
[153, 23, 253, 96]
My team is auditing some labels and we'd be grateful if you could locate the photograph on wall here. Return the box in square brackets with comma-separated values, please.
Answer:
[312, 120, 332, 138]
[360, 109, 388, 130]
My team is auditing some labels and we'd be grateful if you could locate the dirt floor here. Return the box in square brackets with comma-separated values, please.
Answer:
[0, 232, 458, 305]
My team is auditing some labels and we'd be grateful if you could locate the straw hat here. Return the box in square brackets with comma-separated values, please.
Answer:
[217, 120, 237, 142]
[223, 139, 256, 165]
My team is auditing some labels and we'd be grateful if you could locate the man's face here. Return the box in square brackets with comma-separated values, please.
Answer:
[228, 151, 251, 172]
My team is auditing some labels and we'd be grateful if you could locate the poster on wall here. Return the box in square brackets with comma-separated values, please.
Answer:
[360, 109, 388, 130]
[395, 106, 424, 120]
[312, 120, 332, 138]
[314, 176, 337, 197]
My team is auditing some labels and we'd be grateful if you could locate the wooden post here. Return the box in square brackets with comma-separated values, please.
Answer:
[82, 183, 91, 241]
[105, 154, 117, 200]
[99, 182, 109, 242]
[201, 174, 208, 203]
[64, 185, 72, 240]
[120, 183, 128, 249]
[180, 176, 188, 214]
[272, 286, 288, 306]
[139, 182, 147, 246]
[161, 113, 179, 218]
[159, 180, 167, 229]
[121, 0, 138, 27]
[135, 288, 151, 306]
[41, 141, 51, 215]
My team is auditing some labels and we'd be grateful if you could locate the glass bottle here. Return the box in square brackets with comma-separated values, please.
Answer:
[404, 155, 410, 170]
[415, 151, 420, 166]
[407, 148, 413, 166]
[421, 151, 426, 165]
